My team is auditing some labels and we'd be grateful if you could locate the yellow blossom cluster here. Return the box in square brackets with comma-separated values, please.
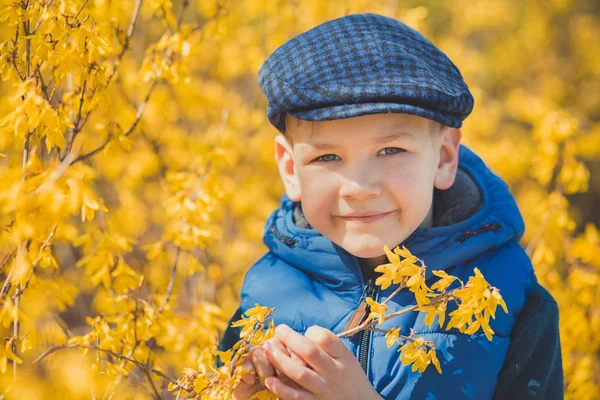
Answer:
[361, 245, 509, 375]
[170, 304, 276, 400]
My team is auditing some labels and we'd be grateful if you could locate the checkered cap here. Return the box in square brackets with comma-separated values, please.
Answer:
[258, 13, 474, 134]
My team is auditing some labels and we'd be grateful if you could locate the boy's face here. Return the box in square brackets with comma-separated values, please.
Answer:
[275, 113, 461, 264]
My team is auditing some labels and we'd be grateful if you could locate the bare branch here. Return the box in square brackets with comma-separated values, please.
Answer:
[158, 247, 181, 312]
[71, 77, 159, 165]
[104, 0, 143, 88]
[59, 79, 88, 161]
[33, 344, 181, 388]
[526, 187, 564, 257]
[142, 367, 162, 400]
[381, 282, 406, 307]
[337, 291, 453, 339]
[31, 0, 54, 34]
[67, 0, 90, 28]
[12, 224, 58, 299]
[53, 315, 73, 339]
[70, 134, 112, 164]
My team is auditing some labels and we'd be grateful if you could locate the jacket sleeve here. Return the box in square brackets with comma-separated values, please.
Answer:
[492, 281, 564, 400]
[216, 306, 243, 367]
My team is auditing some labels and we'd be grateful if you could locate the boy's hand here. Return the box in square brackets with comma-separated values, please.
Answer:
[262, 325, 383, 400]
[233, 338, 307, 400]
[232, 356, 263, 400]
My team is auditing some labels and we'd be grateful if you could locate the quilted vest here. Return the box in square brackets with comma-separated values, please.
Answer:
[240, 145, 536, 399]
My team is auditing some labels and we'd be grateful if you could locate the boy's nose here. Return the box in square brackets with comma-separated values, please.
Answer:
[338, 168, 382, 200]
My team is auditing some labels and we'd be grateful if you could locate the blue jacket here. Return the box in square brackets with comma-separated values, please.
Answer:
[226, 145, 545, 399]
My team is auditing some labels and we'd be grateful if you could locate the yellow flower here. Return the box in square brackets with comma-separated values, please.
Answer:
[395, 245, 419, 264]
[250, 389, 279, 400]
[245, 304, 271, 323]
[398, 338, 442, 374]
[194, 373, 210, 393]
[431, 270, 458, 292]
[366, 297, 388, 324]
[374, 263, 399, 290]
[385, 327, 401, 348]
[445, 269, 508, 341]
[428, 348, 442, 374]
[420, 301, 448, 328]
[376, 245, 426, 292]
[231, 304, 274, 341]
[214, 350, 233, 364]
[384, 245, 400, 265]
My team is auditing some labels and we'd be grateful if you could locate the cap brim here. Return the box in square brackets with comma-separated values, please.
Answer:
[287, 102, 463, 129]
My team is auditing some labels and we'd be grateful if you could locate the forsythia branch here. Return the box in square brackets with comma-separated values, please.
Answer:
[33, 344, 184, 391]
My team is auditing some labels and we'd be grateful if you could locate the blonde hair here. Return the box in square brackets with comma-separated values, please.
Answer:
[284, 113, 445, 145]
[284, 114, 314, 145]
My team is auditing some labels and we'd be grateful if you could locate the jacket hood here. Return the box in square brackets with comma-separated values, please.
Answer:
[262, 144, 525, 293]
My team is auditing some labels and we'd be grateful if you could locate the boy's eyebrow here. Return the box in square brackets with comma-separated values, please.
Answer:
[302, 130, 416, 151]
[374, 131, 416, 144]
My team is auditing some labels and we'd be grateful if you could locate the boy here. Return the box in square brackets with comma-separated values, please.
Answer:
[220, 13, 563, 400]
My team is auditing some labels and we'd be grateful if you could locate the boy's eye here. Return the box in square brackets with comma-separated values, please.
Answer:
[378, 147, 405, 156]
[314, 154, 341, 162]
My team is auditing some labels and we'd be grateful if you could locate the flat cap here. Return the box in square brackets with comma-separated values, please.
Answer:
[258, 13, 474, 134]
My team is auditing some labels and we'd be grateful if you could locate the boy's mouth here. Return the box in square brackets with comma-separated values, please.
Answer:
[340, 210, 395, 223]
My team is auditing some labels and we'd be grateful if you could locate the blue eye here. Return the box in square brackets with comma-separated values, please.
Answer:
[314, 154, 341, 162]
[379, 147, 404, 156]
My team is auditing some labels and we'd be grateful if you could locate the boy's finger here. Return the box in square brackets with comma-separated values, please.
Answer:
[265, 376, 316, 400]
[262, 337, 298, 374]
[304, 325, 349, 359]
[290, 350, 307, 367]
[239, 360, 256, 385]
[274, 324, 334, 372]
[249, 347, 275, 386]
[263, 341, 326, 394]
[233, 381, 265, 400]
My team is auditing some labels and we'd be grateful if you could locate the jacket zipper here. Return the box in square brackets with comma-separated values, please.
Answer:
[358, 278, 378, 376]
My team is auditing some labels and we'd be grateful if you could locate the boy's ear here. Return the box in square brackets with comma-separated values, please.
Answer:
[274, 135, 302, 201]
[434, 127, 462, 190]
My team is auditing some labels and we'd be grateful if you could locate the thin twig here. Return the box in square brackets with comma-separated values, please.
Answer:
[104, 0, 143, 87]
[36, 63, 51, 101]
[31, 0, 53, 34]
[0, 266, 14, 300]
[67, 0, 90, 28]
[364, 327, 418, 344]
[59, 79, 88, 161]
[70, 134, 112, 164]
[23, 16, 31, 79]
[337, 291, 453, 338]
[525, 188, 563, 256]
[381, 283, 406, 306]
[158, 247, 181, 312]
[142, 367, 162, 400]
[22, 131, 32, 176]
[71, 79, 159, 165]
[103, 343, 141, 400]
[12, 224, 58, 299]
[53, 316, 73, 339]
[189, 1, 227, 35]
[53, 0, 143, 164]
[10, 23, 25, 81]
[33, 344, 180, 386]
[365, 327, 389, 334]
[175, 0, 189, 29]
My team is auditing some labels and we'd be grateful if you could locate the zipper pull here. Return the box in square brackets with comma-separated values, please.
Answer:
[343, 279, 376, 336]
[364, 278, 376, 299]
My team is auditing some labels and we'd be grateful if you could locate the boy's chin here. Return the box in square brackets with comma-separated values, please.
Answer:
[339, 238, 390, 259]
